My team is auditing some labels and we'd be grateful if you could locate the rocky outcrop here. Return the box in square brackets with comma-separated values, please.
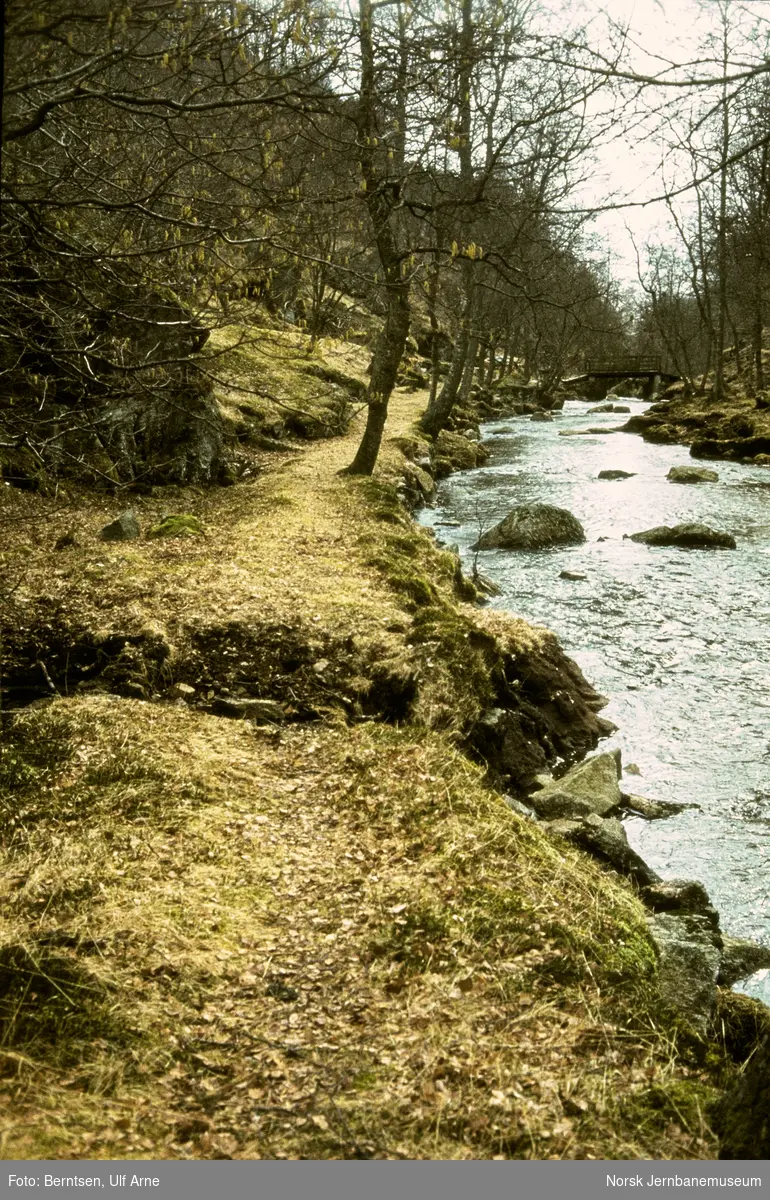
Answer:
[566, 814, 661, 887]
[690, 435, 770, 461]
[529, 750, 621, 818]
[434, 429, 489, 474]
[629, 523, 736, 549]
[598, 469, 635, 480]
[646, 911, 722, 1035]
[467, 637, 612, 792]
[667, 465, 719, 483]
[640, 878, 722, 935]
[473, 504, 586, 551]
[718, 936, 770, 986]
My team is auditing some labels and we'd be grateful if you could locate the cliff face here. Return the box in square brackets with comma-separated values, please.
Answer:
[0, 330, 752, 1161]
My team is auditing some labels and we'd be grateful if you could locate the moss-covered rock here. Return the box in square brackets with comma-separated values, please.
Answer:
[147, 514, 204, 539]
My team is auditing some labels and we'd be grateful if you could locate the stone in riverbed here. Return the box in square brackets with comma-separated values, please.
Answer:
[530, 411, 553, 422]
[646, 911, 721, 1036]
[718, 935, 770, 986]
[620, 793, 700, 820]
[559, 570, 587, 580]
[667, 465, 719, 483]
[472, 503, 586, 551]
[598, 469, 635, 480]
[628, 523, 736, 549]
[529, 750, 621, 818]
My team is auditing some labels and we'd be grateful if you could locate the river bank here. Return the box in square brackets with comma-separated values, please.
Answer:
[0, 331, 764, 1160]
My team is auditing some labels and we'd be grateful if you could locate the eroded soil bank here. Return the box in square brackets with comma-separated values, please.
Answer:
[0, 334, 766, 1160]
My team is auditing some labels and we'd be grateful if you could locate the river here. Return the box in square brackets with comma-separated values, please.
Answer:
[418, 397, 770, 1004]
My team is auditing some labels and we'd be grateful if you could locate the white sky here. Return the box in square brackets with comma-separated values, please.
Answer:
[563, 0, 770, 287]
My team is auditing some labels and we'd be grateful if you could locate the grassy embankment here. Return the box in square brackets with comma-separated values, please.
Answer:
[0, 327, 758, 1160]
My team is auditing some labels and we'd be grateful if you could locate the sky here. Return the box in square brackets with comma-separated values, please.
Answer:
[563, 0, 770, 287]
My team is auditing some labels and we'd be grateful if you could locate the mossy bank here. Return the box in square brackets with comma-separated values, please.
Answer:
[0, 331, 760, 1160]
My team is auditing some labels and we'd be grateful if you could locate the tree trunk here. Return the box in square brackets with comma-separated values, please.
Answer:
[344, 278, 410, 474]
[459, 333, 480, 403]
[421, 318, 470, 438]
[485, 338, 497, 387]
[342, 0, 410, 475]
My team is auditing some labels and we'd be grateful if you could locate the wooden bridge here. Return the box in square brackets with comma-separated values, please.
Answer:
[583, 356, 666, 376]
[564, 356, 679, 399]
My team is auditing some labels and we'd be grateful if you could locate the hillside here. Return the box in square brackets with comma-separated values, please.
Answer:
[0, 331, 759, 1161]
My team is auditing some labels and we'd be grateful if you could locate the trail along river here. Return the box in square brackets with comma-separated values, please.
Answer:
[418, 397, 770, 1004]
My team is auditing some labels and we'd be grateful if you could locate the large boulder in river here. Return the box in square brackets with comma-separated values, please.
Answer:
[667, 465, 719, 483]
[629, 523, 736, 549]
[473, 503, 585, 551]
[435, 429, 488, 471]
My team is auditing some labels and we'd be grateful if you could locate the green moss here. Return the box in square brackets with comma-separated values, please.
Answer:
[368, 557, 439, 607]
[147, 514, 204, 539]
[621, 1079, 719, 1142]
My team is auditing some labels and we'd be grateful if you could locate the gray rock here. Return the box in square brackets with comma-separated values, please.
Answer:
[667, 465, 720, 483]
[640, 878, 721, 937]
[612, 405, 631, 413]
[544, 818, 583, 838]
[620, 793, 700, 820]
[629, 523, 736, 549]
[647, 911, 721, 1035]
[472, 503, 586, 551]
[598, 469, 636, 480]
[529, 750, 622, 818]
[531, 790, 599, 820]
[212, 697, 285, 723]
[559, 570, 587, 580]
[716, 1031, 770, 1158]
[99, 510, 140, 541]
[530, 411, 553, 422]
[569, 814, 661, 886]
[589, 403, 615, 413]
[503, 795, 538, 821]
[718, 935, 770, 986]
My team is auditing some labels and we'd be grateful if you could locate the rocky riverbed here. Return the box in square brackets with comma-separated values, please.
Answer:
[419, 396, 770, 1008]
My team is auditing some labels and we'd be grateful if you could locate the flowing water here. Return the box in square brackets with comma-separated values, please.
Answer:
[418, 398, 770, 1004]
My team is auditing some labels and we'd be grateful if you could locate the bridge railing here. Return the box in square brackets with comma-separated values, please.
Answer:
[583, 356, 662, 375]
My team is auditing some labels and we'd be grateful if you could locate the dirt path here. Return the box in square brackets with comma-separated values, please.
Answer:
[0, 349, 726, 1161]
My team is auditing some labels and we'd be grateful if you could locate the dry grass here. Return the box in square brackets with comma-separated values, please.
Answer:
[1, 701, 720, 1160]
[0, 329, 729, 1160]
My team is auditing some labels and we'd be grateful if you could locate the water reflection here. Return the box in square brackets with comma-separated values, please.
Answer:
[419, 399, 770, 1004]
